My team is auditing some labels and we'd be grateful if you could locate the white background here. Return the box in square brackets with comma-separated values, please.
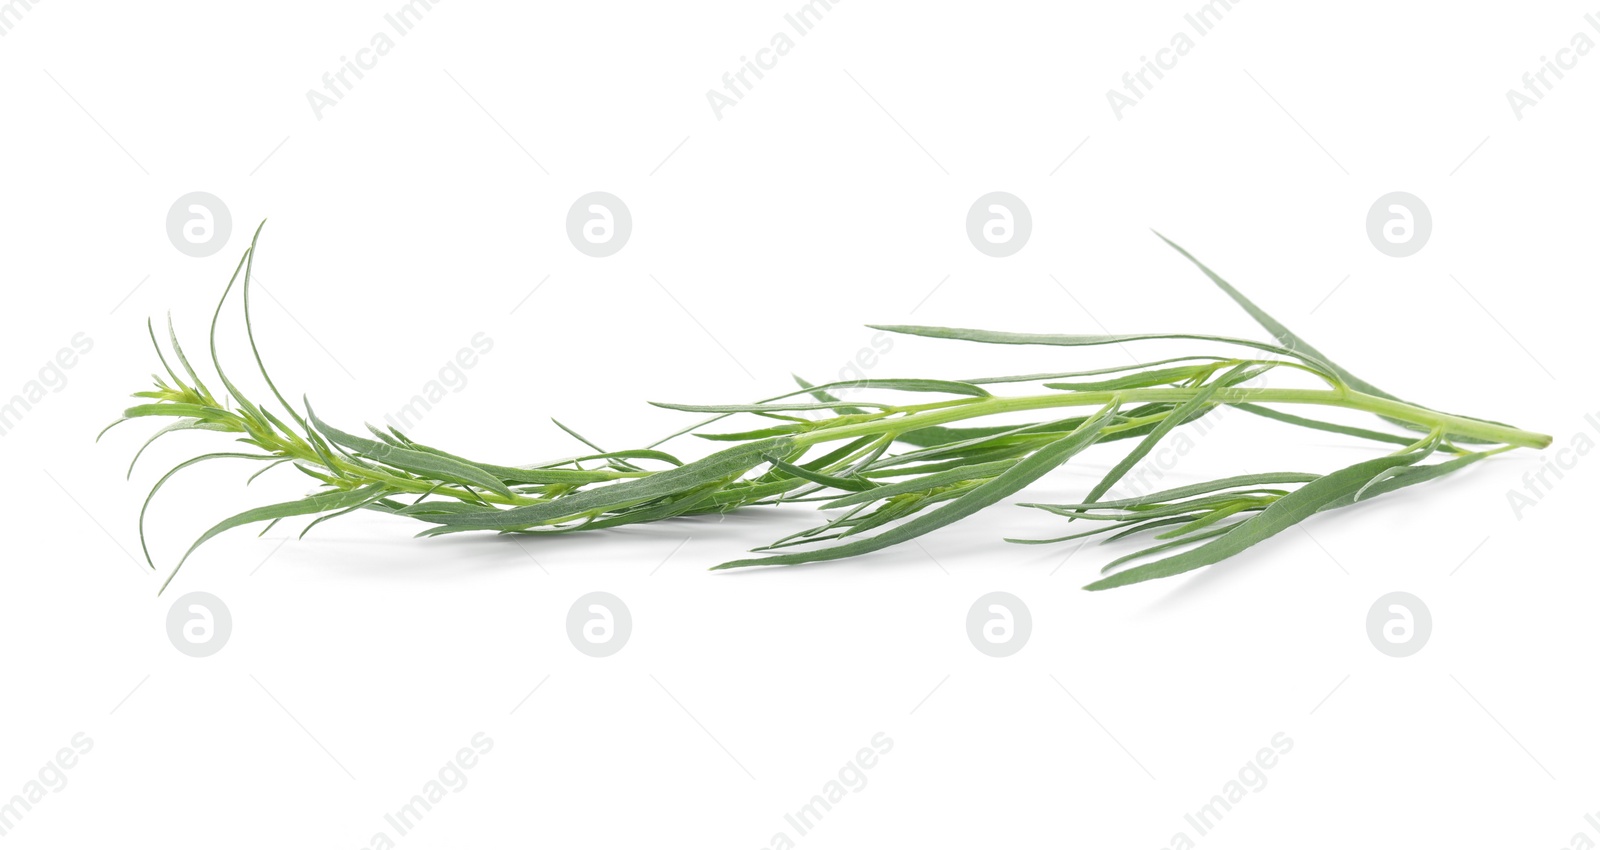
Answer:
[2, 1, 1598, 846]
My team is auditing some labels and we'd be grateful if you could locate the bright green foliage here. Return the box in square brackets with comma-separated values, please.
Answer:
[111, 224, 1551, 593]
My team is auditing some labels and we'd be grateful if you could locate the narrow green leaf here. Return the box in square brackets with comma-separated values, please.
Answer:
[127, 418, 233, 478]
[1098, 522, 1243, 571]
[1154, 500, 1257, 538]
[815, 378, 991, 397]
[869, 324, 1339, 378]
[1043, 363, 1224, 392]
[1320, 451, 1494, 510]
[140, 452, 275, 570]
[763, 456, 876, 492]
[124, 402, 229, 422]
[237, 221, 309, 431]
[1024, 472, 1317, 511]
[166, 313, 212, 401]
[1153, 232, 1385, 397]
[146, 317, 185, 392]
[160, 484, 386, 593]
[246, 457, 294, 485]
[651, 400, 896, 414]
[299, 487, 395, 538]
[374, 500, 488, 520]
[1231, 403, 1417, 447]
[205, 244, 270, 426]
[550, 418, 648, 473]
[964, 356, 1235, 386]
[696, 424, 808, 441]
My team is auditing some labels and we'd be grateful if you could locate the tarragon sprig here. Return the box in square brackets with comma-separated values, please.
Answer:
[107, 223, 1550, 593]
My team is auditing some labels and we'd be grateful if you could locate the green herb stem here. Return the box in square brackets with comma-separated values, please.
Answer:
[793, 387, 1551, 451]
